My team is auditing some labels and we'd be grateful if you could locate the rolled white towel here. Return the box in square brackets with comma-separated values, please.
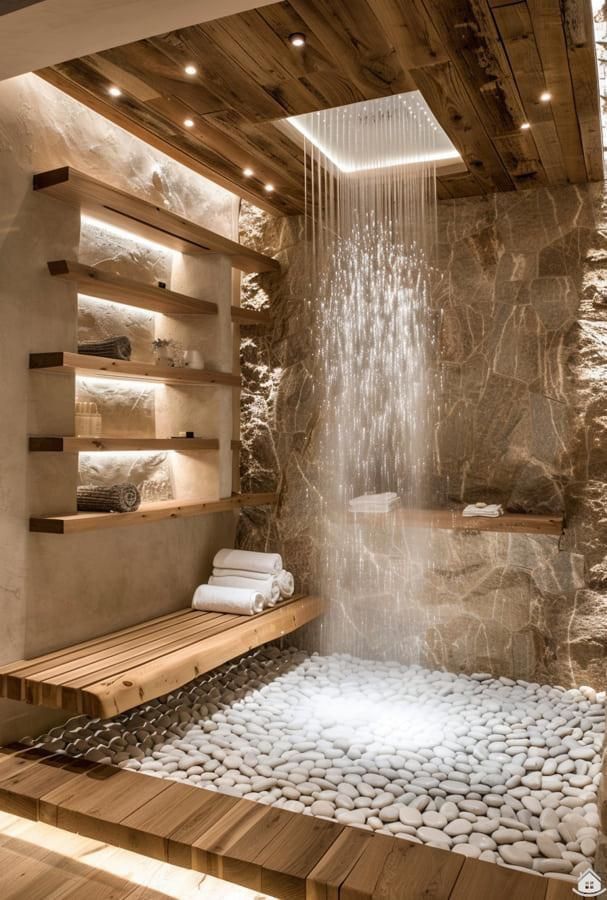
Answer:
[192, 584, 263, 616]
[212, 567, 270, 581]
[213, 548, 282, 575]
[462, 503, 503, 518]
[277, 569, 294, 599]
[209, 574, 279, 607]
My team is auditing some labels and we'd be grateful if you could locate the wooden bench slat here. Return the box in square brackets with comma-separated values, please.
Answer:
[448, 856, 548, 900]
[258, 814, 344, 900]
[305, 827, 373, 900]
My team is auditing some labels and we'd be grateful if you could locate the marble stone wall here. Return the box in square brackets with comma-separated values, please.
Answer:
[238, 183, 607, 690]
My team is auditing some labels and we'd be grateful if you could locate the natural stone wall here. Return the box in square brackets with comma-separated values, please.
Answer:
[238, 183, 607, 689]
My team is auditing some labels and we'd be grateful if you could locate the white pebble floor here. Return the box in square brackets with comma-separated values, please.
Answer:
[28, 648, 605, 882]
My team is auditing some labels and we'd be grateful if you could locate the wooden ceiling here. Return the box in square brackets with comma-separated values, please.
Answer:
[38, 0, 602, 214]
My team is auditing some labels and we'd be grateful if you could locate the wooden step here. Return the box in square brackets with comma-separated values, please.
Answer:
[0, 595, 323, 717]
[49, 259, 218, 315]
[29, 492, 278, 534]
[0, 745, 551, 900]
[34, 167, 279, 274]
[350, 507, 563, 536]
[30, 352, 240, 387]
[29, 436, 219, 452]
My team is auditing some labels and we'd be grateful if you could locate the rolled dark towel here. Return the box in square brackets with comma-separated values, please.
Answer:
[77, 482, 141, 513]
[78, 336, 132, 360]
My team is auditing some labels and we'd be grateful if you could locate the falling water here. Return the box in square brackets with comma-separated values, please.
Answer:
[299, 94, 443, 664]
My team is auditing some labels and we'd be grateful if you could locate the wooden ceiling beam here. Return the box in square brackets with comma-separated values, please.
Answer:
[366, 0, 449, 69]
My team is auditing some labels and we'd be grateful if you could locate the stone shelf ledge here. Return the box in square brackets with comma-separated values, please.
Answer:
[29, 352, 240, 387]
[28, 437, 220, 452]
[349, 508, 563, 536]
[30, 492, 278, 534]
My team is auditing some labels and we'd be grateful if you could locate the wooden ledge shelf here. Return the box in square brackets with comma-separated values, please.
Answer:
[30, 352, 240, 387]
[34, 167, 279, 275]
[0, 594, 322, 716]
[30, 492, 278, 534]
[231, 305, 271, 325]
[29, 437, 219, 452]
[351, 507, 563, 536]
[49, 259, 218, 316]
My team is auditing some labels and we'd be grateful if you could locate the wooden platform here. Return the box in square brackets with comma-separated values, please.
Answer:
[351, 507, 564, 536]
[29, 492, 277, 534]
[0, 746, 566, 900]
[30, 352, 240, 387]
[0, 595, 323, 718]
[34, 168, 279, 274]
[29, 436, 219, 452]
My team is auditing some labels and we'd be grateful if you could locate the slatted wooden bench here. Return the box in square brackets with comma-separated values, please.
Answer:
[0, 746, 571, 900]
[0, 595, 322, 718]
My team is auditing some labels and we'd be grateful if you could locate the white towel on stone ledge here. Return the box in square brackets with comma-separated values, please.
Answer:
[213, 548, 282, 575]
[209, 574, 279, 607]
[277, 569, 294, 599]
[350, 492, 399, 507]
[462, 503, 504, 518]
[192, 584, 264, 615]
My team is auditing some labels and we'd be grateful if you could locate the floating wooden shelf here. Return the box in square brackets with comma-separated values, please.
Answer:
[34, 167, 279, 274]
[29, 352, 240, 387]
[350, 507, 563, 536]
[30, 492, 278, 534]
[29, 436, 219, 452]
[231, 305, 271, 325]
[48, 259, 218, 316]
[0, 594, 322, 716]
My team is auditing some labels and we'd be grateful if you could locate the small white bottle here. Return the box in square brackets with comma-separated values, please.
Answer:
[75, 400, 86, 437]
[90, 402, 102, 437]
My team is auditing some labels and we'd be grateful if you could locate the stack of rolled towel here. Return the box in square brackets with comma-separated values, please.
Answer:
[192, 549, 295, 616]
[78, 335, 132, 360]
[462, 502, 504, 518]
[77, 482, 141, 513]
[349, 492, 400, 513]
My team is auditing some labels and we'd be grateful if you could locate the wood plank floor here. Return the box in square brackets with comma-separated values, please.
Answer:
[0, 746, 572, 900]
[0, 595, 323, 717]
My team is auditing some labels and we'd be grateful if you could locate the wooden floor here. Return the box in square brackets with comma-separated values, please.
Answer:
[0, 595, 323, 718]
[0, 746, 575, 900]
[0, 810, 269, 899]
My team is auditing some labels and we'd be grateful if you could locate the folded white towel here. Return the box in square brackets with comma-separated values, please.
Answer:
[462, 503, 504, 518]
[209, 574, 279, 607]
[349, 500, 400, 513]
[213, 548, 282, 575]
[277, 569, 294, 599]
[192, 584, 264, 615]
[350, 492, 399, 506]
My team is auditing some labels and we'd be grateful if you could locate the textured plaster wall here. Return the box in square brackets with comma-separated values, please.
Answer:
[0, 73, 240, 741]
[238, 184, 607, 690]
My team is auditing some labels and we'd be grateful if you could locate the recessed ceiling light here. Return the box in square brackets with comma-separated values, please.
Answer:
[184, 118, 195, 128]
[264, 183, 275, 192]
[184, 64, 197, 76]
[540, 91, 552, 102]
[108, 86, 122, 97]
[289, 32, 306, 47]
[520, 121, 531, 130]
[243, 167, 254, 177]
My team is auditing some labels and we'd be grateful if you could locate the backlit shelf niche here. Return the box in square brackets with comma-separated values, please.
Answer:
[30, 166, 276, 533]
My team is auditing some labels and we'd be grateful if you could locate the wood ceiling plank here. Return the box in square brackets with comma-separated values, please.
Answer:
[411, 60, 513, 192]
[367, 0, 449, 69]
[562, 0, 603, 180]
[36, 68, 294, 216]
[492, 128, 547, 184]
[289, 0, 415, 99]
[492, 1, 568, 184]
[437, 172, 484, 197]
[526, 0, 589, 182]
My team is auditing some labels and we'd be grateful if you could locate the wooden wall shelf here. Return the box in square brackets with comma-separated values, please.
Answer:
[34, 167, 279, 274]
[30, 352, 240, 387]
[49, 260, 218, 316]
[350, 507, 563, 536]
[231, 306, 271, 325]
[30, 492, 278, 534]
[0, 594, 321, 716]
[29, 437, 219, 452]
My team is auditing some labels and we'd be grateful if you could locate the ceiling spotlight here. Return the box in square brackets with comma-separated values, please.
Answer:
[264, 183, 275, 192]
[184, 118, 195, 128]
[540, 91, 552, 102]
[108, 86, 122, 97]
[243, 167, 254, 177]
[184, 64, 197, 76]
[289, 32, 306, 47]
[520, 121, 531, 130]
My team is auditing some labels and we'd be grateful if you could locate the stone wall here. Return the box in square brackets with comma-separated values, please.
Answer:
[0, 73, 239, 742]
[238, 183, 607, 690]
